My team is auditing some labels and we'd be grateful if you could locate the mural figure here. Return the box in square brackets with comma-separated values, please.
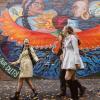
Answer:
[0, 0, 100, 79]
[72, 0, 90, 20]
[15, 0, 58, 33]
[72, 0, 100, 20]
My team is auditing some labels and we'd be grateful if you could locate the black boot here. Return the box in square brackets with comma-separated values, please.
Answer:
[10, 92, 20, 100]
[57, 69, 66, 97]
[57, 87, 66, 97]
[75, 80, 86, 97]
[67, 80, 79, 100]
[31, 89, 39, 99]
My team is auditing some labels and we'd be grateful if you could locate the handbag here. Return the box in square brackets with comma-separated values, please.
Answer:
[28, 48, 36, 66]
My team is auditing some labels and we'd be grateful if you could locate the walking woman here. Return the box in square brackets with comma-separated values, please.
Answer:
[58, 26, 86, 100]
[57, 32, 67, 97]
[10, 38, 39, 100]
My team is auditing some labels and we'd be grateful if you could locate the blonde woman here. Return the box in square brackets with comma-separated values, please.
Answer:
[58, 26, 86, 100]
[10, 38, 39, 100]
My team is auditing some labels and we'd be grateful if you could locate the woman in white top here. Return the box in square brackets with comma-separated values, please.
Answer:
[10, 38, 39, 100]
[58, 26, 86, 100]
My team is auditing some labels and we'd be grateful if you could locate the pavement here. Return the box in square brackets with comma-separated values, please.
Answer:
[0, 78, 100, 100]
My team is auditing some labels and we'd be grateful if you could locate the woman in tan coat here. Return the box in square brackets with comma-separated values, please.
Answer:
[10, 38, 39, 100]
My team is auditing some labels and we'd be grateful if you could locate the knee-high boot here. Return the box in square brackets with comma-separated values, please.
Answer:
[10, 92, 20, 100]
[58, 69, 66, 96]
[75, 80, 86, 97]
[67, 80, 79, 100]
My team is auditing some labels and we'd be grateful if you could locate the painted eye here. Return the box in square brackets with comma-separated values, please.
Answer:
[72, 5, 78, 10]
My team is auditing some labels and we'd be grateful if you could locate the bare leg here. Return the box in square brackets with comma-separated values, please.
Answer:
[71, 70, 76, 80]
[25, 78, 35, 90]
[65, 70, 75, 80]
[25, 78, 37, 93]
[16, 78, 24, 92]
[10, 78, 24, 100]
[25, 78, 38, 97]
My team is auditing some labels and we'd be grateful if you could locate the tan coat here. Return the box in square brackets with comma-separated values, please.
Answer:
[12, 47, 39, 78]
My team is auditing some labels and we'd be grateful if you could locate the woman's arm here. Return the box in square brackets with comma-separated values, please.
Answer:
[71, 35, 80, 64]
[64, 36, 71, 47]
[10, 54, 22, 65]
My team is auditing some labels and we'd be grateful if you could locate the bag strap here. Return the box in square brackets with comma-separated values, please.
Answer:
[28, 48, 32, 59]
[28, 48, 36, 65]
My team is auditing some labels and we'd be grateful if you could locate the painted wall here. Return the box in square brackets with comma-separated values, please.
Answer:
[0, 0, 100, 79]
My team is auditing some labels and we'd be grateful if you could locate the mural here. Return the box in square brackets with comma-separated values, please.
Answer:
[0, 0, 100, 79]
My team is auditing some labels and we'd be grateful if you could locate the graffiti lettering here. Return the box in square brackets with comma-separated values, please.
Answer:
[0, 54, 19, 78]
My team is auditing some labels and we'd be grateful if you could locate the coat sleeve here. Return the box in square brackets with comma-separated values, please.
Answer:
[11, 53, 22, 65]
[71, 35, 80, 64]
[64, 37, 71, 48]
[30, 47, 39, 62]
[62, 37, 71, 59]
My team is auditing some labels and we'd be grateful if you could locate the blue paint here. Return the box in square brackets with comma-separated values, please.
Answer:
[0, 0, 100, 79]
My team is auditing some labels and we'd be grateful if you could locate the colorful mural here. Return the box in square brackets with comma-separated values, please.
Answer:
[0, 0, 100, 79]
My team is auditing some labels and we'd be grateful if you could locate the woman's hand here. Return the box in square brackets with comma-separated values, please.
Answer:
[75, 64, 81, 69]
[9, 62, 16, 66]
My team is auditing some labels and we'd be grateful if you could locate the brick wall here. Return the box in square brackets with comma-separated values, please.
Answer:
[0, 0, 19, 80]
[0, 69, 12, 80]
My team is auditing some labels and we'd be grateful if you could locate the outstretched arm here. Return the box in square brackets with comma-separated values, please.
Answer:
[10, 54, 22, 65]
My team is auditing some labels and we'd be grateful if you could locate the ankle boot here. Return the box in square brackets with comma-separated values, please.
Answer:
[10, 92, 20, 100]
[75, 80, 86, 97]
[67, 80, 79, 100]
[57, 90, 66, 97]
[32, 89, 38, 97]
[31, 89, 39, 99]
[57, 85, 66, 97]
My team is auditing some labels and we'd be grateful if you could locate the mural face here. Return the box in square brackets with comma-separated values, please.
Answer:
[9, 5, 23, 21]
[0, 0, 100, 79]
[27, 0, 45, 16]
[72, 0, 90, 20]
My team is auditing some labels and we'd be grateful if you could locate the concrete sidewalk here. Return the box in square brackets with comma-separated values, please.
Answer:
[0, 78, 100, 100]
